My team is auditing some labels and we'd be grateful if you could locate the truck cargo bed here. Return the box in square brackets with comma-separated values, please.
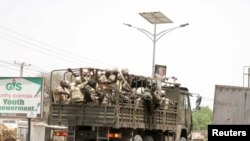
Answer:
[49, 102, 177, 131]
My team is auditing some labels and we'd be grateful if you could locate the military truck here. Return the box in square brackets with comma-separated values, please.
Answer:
[48, 68, 193, 141]
[213, 85, 250, 124]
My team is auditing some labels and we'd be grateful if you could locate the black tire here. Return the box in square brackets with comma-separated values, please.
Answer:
[180, 137, 187, 141]
[130, 135, 143, 141]
[143, 135, 154, 141]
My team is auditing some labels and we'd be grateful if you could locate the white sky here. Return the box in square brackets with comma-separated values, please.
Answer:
[1, 0, 250, 109]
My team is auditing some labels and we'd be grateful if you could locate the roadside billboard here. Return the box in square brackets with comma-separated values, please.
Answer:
[0, 77, 44, 118]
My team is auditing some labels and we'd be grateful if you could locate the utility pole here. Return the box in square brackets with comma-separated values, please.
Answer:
[14, 61, 31, 141]
[14, 61, 31, 77]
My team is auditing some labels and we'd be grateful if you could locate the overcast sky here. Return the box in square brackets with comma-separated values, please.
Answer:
[1, 0, 250, 109]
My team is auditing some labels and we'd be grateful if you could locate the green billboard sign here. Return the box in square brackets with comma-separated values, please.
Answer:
[0, 77, 43, 118]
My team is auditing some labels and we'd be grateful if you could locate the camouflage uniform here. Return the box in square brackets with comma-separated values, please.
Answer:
[142, 87, 154, 115]
[70, 80, 87, 103]
[86, 85, 99, 105]
[119, 68, 131, 92]
[118, 68, 131, 103]
[80, 68, 90, 82]
[98, 74, 112, 105]
[57, 80, 71, 104]
[83, 79, 99, 105]
[135, 79, 158, 114]
[108, 68, 119, 104]
[150, 80, 163, 109]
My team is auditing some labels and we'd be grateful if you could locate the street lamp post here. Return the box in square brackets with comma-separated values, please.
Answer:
[124, 11, 189, 77]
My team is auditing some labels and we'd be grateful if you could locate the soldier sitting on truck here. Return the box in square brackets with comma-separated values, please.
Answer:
[82, 78, 100, 105]
[151, 80, 174, 110]
[98, 75, 113, 105]
[151, 82, 162, 109]
[53, 80, 71, 104]
[108, 68, 119, 84]
[142, 81, 155, 115]
[109, 68, 120, 103]
[118, 68, 132, 103]
[80, 68, 90, 82]
[70, 77, 88, 103]
[132, 78, 154, 113]
[134, 79, 163, 113]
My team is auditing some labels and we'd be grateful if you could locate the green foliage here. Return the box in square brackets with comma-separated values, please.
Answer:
[192, 106, 212, 130]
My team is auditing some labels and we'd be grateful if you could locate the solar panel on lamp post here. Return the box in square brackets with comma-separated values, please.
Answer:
[124, 11, 189, 77]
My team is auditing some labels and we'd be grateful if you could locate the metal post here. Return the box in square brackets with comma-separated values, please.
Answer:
[28, 118, 31, 141]
[14, 61, 31, 141]
[14, 61, 31, 77]
[248, 67, 250, 88]
[152, 23, 157, 77]
[124, 11, 188, 77]
[20, 62, 24, 77]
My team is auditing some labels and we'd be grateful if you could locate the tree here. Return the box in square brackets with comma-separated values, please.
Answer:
[192, 106, 212, 130]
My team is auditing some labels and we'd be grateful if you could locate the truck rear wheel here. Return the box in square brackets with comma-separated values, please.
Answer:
[180, 137, 187, 141]
[143, 135, 154, 141]
[130, 135, 143, 141]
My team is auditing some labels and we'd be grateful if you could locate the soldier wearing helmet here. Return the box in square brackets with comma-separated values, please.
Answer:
[53, 80, 71, 104]
[82, 79, 100, 105]
[135, 78, 160, 114]
[118, 68, 132, 103]
[98, 75, 113, 105]
[70, 76, 87, 103]
[80, 68, 90, 82]
[119, 68, 131, 92]
[109, 68, 119, 83]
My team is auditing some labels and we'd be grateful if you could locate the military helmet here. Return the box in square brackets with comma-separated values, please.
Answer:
[82, 69, 89, 74]
[88, 79, 96, 87]
[105, 68, 112, 72]
[111, 68, 119, 74]
[60, 80, 70, 88]
[121, 68, 129, 74]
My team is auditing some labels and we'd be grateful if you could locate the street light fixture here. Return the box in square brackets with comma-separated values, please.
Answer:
[124, 11, 189, 77]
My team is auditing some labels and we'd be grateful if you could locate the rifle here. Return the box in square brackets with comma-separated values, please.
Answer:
[68, 68, 79, 77]
[119, 73, 132, 93]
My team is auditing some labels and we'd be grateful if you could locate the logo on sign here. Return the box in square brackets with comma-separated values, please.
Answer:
[6, 81, 22, 91]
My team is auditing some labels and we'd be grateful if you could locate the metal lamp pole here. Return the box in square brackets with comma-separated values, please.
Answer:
[124, 12, 189, 77]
